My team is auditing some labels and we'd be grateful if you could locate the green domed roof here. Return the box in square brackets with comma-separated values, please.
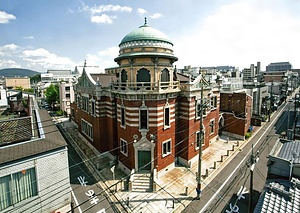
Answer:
[120, 19, 172, 45]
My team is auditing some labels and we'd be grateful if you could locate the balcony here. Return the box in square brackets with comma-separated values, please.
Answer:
[110, 81, 180, 94]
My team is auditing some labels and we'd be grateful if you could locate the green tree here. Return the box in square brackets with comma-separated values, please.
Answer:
[30, 74, 41, 84]
[15, 86, 23, 91]
[24, 88, 34, 93]
[45, 84, 59, 108]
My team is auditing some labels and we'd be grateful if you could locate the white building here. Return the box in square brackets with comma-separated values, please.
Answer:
[59, 82, 74, 115]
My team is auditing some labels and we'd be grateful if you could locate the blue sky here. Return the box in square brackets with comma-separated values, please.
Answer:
[1, 0, 300, 72]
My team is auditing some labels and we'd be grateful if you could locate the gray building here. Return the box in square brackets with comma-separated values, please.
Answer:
[254, 139, 300, 212]
[266, 62, 292, 72]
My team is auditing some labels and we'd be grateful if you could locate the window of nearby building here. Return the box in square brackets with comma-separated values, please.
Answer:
[195, 130, 205, 150]
[0, 168, 38, 211]
[81, 119, 93, 140]
[65, 86, 70, 91]
[164, 106, 170, 128]
[91, 100, 95, 116]
[162, 140, 171, 157]
[196, 99, 207, 118]
[139, 108, 148, 130]
[66, 93, 70, 99]
[81, 97, 89, 112]
[209, 119, 215, 134]
[210, 96, 217, 110]
[120, 139, 128, 156]
[196, 100, 201, 119]
[77, 95, 81, 108]
[121, 107, 126, 127]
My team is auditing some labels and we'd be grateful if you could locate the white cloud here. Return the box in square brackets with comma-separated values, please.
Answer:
[79, 3, 131, 24]
[22, 48, 75, 70]
[91, 14, 114, 24]
[1, 43, 18, 51]
[0, 59, 20, 68]
[150, 13, 162, 19]
[90, 4, 132, 14]
[0, 44, 19, 57]
[23, 36, 34, 39]
[174, 1, 300, 69]
[137, 8, 147, 15]
[85, 46, 119, 72]
[98, 46, 119, 57]
[0, 11, 16, 24]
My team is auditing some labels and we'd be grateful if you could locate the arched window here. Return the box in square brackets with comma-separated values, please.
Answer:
[161, 68, 170, 82]
[137, 68, 150, 89]
[121, 69, 127, 90]
[161, 68, 170, 89]
[121, 69, 127, 83]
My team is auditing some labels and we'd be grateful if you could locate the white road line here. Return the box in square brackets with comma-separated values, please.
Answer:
[71, 187, 83, 213]
[200, 101, 287, 213]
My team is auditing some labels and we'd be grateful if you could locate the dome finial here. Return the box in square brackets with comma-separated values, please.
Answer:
[144, 17, 147, 25]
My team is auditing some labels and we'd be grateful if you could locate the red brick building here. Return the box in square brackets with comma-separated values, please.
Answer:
[71, 20, 221, 179]
[220, 92, 252, 139]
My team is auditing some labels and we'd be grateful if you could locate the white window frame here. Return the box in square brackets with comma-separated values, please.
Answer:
[81, 119, 93, 140]
[162, 139, 171, 157]
[120, 139, 128, 156]
[210, 95, 217, 110]
[91, 99, 96, 116]
[0, 167, 38, 211]
[120, 106, 126, 127]
[196, 99, 207, 119]
[196, 100, 201, 119]
[195, 129, 205, 150]
[139, 107, 148, 130]
[209, 119, 215, 134]
[164, 105, 170, 129]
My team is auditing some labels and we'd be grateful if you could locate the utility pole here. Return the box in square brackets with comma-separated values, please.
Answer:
[249, 144, 259, 213]
[196, 77, 204, 199]
[293, 93, 299, 140]
[270, 81, 273, 113]
[287, 108, 290, 138]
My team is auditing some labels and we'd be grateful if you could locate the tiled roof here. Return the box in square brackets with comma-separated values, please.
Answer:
[0, 110, 67, 167]
[254, 178, 300, 213]
[277, 141, 300, 163]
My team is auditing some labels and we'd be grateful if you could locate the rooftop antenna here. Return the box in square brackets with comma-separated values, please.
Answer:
[290, 150, 300, 181]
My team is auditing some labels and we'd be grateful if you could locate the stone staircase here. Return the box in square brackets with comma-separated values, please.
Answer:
[132, 172, 153, 192]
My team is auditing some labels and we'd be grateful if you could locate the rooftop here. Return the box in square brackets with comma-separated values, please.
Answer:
[120, 18, 172, 46]
[254, 178, 300, 213]
[0, 109, 67, 167]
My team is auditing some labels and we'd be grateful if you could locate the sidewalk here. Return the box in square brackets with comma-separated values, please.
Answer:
[60, 120, 255, 213]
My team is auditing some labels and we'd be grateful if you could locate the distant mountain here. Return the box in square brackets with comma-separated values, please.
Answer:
[0, 68, 40, 77]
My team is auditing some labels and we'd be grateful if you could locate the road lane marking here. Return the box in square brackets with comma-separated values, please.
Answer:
[71, 187, 83, 213]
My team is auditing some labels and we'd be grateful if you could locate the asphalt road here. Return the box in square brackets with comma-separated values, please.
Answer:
[183, 100, 295, 213]
[58, 124, 115, 213]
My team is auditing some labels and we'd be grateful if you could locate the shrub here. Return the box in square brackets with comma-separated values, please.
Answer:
[56, 110, 64, 116]
[245, 132, 252, 139]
